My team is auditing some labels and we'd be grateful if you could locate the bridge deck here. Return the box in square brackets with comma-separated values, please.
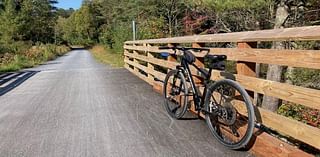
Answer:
[0, 50, 252, 157]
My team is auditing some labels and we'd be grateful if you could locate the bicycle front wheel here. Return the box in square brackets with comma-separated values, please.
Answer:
[163, 70, 189, 119]
[204, 79, 255, 149]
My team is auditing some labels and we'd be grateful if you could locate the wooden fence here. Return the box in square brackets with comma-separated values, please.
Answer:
[123, 26, 320, 152]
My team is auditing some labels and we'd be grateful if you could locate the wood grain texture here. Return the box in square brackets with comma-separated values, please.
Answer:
[124, 51, 178, 69]
[124, 45, 320, 69]
[211, 71, 320, 111]
[236, 42, 256, 77]
[124, 59, 166, 81]
[125, 26, 320, 44]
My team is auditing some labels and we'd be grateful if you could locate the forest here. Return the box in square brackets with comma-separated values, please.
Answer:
[0, 0, 320, 126]
[1, 0, 320, 56]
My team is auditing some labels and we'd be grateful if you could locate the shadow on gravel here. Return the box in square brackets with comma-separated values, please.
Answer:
[0, 71, 39, 96]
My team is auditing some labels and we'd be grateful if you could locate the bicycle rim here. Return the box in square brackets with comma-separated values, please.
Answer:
[204, 79, 255, 149]
[163, 70, 188, 119]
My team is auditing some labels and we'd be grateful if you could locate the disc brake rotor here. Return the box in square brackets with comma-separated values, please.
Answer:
[220, 101, 237, 125]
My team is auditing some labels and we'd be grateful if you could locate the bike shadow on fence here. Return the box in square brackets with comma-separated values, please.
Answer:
[0, 71, 39, 96]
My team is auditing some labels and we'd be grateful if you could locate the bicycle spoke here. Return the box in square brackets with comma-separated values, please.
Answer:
[171, 105, 180, 114]
[230, 125, 240, 137]
[205, 80, 254, 149]
[211, 95, 219, 106]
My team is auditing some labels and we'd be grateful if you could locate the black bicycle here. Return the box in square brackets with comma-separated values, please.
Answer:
[159, 46, 255, 149]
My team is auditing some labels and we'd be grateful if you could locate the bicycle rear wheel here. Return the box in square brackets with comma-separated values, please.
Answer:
[204, 79, 254, 149]
[163, 70, 189, 119]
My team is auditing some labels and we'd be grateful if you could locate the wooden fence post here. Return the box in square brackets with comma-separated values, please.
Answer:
[146, 43, 154, 83]
[192, 43, 205, 84]
[124, 48, 129, 68]
[167, 43, 177, 64]
[133, 44, 139, 73]
[192, 43, 205, 68]
[237, 42, 257, 99]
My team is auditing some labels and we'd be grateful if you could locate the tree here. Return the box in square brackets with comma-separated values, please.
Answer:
[19, 0, 57, 43]
[0, 0, 19, 44]
[0, 0, 4, 10]
[56, 8, 74, 18]
[261, 0, 315, 112]
[185, 0, 272, 35]
[157, 0, 186, 37]
[59, 2, 99, 46]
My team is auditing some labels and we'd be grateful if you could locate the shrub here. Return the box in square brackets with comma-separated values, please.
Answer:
[0, 44, 70, 72]
[278, 103, 320, 128]
[286, 68, 320, 90]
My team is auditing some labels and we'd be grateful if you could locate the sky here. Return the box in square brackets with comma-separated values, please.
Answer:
[55, 0, 82, 9]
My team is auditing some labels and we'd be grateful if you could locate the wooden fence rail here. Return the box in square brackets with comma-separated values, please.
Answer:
[123, 26, 320, 153]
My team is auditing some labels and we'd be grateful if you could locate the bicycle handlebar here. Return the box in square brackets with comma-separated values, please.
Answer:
[159, 46, 210, 52]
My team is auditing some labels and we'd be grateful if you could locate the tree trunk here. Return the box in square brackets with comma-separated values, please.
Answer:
[262, 0, 289, 112]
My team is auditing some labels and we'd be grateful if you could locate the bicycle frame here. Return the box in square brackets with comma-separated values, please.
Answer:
[178, 57, 212, 111]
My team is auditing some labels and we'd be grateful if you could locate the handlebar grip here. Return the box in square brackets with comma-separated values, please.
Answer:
[158, 46, 172, 50]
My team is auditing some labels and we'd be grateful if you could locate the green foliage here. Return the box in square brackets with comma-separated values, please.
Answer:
[18, 0, 57, 43]
[286, 68, 320, 90]
[0, 0, 19, 44]
[58, 3, 98, 46]
[0, 44, 70, 72]
[202, 0, 271, 12]
[90, 45, 124, 67]
[138, 16, 167, 39]
[278, 103, 320, 128]
[56, 8, 74, 18]
[98, 25, 114, 48]
[111, 24, 132, 53]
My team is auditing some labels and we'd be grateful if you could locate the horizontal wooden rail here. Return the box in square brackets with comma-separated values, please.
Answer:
[210, 71, 320, 148]
[211, 71, 320, 111]
[124, 45, 320, 69]
[125, 49, 320, 110]
[124, 26, 320, 153]
[124, 59, 166, 81]
[124, 51, 177, 69]
[125, 26, 320, 44]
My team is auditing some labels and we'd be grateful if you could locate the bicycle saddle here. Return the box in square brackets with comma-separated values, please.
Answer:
[205, 54, 227, 63]
[205, 54, 227, 70]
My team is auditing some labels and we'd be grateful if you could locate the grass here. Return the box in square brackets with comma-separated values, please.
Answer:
[0, 44, 70, 73]
[89, 45, 124, 68]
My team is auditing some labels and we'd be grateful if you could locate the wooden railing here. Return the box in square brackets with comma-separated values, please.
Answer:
[123, 26, 320, 151]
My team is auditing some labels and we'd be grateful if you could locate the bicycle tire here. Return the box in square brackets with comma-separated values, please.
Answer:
[204, 79, 255, 149]
[163, 70, 189, 119]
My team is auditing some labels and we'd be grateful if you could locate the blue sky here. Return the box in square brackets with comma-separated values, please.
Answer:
[55, 0, 82, 9]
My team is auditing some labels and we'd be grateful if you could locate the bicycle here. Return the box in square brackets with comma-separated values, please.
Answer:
[159, 46, 255, 149]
